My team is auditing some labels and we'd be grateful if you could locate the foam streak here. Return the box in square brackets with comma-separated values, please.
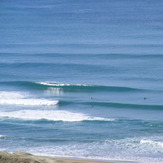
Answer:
[0, 110, 114, 122]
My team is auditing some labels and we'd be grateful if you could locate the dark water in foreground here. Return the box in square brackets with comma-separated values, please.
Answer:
[0, 0, 163, 162]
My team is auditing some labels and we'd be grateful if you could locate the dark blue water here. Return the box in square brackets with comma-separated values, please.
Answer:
[0, 0, 163, 162]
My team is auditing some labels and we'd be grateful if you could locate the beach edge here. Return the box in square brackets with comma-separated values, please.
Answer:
[0, 151, 138, 163]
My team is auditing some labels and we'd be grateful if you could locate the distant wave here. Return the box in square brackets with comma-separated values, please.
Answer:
[0, 91, 58, 106]
[39, 82, 89, 87]
[84, 101, 163, 110]
[0, 81, 146, 92]
[38, 82, 145, 92]
[0, 110, 115, 122]
[60, 100, 163, 110]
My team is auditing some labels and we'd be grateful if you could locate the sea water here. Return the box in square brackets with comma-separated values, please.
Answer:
[0, 0, 163, 162]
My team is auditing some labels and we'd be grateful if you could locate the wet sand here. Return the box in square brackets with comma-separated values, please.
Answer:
[0, 151, 114, 163]
[0, 151, 139, 163]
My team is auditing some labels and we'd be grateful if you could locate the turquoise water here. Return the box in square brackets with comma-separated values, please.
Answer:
[0, 0, 163, 162]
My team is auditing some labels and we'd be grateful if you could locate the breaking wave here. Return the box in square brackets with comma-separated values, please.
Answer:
[0, 81, 146, 92]
[0, 135, 6, 139]
[140, 139, 163, 148]
[0, 91, 58, 106]
[0, 110, 115, 122]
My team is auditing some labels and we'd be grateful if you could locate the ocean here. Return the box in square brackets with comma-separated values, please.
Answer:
[0, 0, 163, 162]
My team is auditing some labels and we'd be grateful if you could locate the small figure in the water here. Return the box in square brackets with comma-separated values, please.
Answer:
[144, 97, 146, 100]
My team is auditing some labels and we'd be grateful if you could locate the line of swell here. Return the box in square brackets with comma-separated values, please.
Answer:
[0, 81, 147, 92]
[84, 102, 163, 110]
[2, 52, 163, 56]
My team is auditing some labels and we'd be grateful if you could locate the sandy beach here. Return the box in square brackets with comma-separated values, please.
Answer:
[0, 151, 138, 163]
[0, 151, 113, 163]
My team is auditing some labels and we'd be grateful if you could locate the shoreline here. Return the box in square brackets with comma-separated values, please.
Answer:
[0, 151, 138, 163]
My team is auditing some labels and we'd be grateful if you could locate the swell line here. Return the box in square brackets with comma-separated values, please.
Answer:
[0, 81, 147, 93]
[84, 101, 163, 110]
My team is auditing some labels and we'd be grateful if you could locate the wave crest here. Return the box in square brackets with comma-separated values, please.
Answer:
[0, 81, 146, 92]
[39, 82, 89, 87]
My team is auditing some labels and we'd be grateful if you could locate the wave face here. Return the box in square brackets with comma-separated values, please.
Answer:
[1, 0, 163, 162]
[0, 81, 146, 92]
[84, 101, 163, 110]
[38, 82, 146, 92]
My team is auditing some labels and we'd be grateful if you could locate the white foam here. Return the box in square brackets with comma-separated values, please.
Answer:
[140, 139, 163, 148]
[39, 82, 89, 87]
[0, 91, 25, 99]
[27, 137, 163, 163]
[0, 91, 58, 106]
[0, 135, 6, 138]
[0, 110, 114, 122]
[0, 99, 58, 106]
